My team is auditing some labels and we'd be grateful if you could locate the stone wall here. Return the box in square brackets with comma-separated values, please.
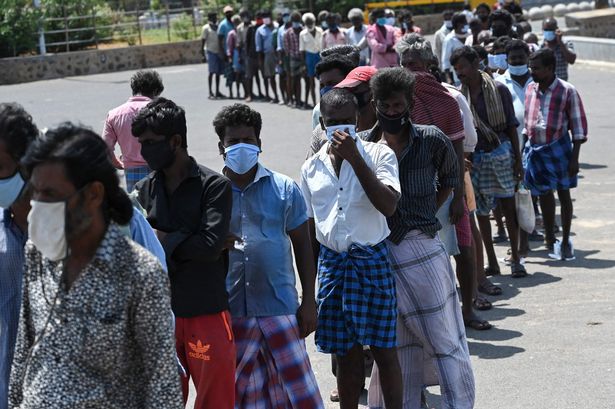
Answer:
[566, 9, 615, 38]
[0, 40, 202, 85]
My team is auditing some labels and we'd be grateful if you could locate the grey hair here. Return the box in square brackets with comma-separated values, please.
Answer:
[302, 12, 315, 24]
[231, 14, 241, 25]
[395, 33, 434, 63]
[347, 8, 364, 21]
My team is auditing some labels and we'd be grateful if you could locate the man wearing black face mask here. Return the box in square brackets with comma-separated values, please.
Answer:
[363, 67, 475, 409]
[475, 3, 491, 31]
[132, 98, 235, 409]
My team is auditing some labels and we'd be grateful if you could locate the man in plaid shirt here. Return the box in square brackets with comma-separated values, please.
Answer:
[524, 48, 588, 261]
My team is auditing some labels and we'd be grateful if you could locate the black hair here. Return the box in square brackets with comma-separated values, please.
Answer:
[450, 45, 480, 66]
[476, 3, 491, 13]
[131, 97, 188, 148]
[451, 13, 467, 29]
[0, 103, 38, 161]
[442, 9, 454, 17]
[370, 67, 416, 107]
[262, 9, 271, 17]
[399, 9, 413, 20]
[492, 35, 512, 51]
[207, 12, 217, 20]
[320, 44, 361, 66]
[212, 103, 262, 141]
[239, 9, 250, 18]
[473, 45, 489, 60]
[315, 54, 356, 78]
[291, 11, 301, 21]
[506, 39, 530, 56]
[320, 88, 358, 118]
[372, 8, 385, 18]
[469, 17, 482, 29]
[530, 48, 556, 73]
[21, 123, 133, 225]
[130, 70, 164, 98]
[489, 9, 513, 29]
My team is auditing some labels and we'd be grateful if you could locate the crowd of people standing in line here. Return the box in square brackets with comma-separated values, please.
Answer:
[0, 1, 588, 409]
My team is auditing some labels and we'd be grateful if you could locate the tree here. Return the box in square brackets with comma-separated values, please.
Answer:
[0, 1, 41, 57]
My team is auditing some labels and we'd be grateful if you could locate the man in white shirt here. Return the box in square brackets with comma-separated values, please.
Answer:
[434, 9, 454, 70]
[300, 12, 323, 108]
[345, 8, 369, 66]
[300, 88, 402, 409]
[442, 13, 469, 84]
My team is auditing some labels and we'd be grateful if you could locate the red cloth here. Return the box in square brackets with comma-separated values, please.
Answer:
[176, 311, 236, 409]
[411, 71, 465, 142]
[454, 201, 472, 247]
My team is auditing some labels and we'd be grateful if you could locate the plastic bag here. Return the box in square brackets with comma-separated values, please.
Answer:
[515, 183, 535, 233]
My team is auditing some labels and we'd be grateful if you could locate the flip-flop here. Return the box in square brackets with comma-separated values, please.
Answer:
[464, 318, 492, 330]
[511, 262, 528, 278]
[473, 296, 493, 311]
[478, 280, 503, 296]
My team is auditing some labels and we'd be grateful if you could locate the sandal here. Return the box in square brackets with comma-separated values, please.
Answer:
[484, 265, 501, 276]
[478, 280, 503, 296]
[511, 262, 528, 278]
[473, 296, 492, 311]
[464, 318, 492, 330]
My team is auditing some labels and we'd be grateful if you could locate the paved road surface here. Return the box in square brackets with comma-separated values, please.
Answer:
[1, 61, 613, 408]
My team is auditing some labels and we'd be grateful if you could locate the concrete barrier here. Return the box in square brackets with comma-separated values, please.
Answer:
[566, 8, 615, 38]
[567, 35, 615, 63]
[0, 40, 202, 85]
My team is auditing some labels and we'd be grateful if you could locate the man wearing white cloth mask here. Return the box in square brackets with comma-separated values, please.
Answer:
[9, 123, 182, 408]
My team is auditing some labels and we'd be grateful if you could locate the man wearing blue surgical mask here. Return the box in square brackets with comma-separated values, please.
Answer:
[434, 9, 455, 71]
[0, 103, 37, 409]
[541, 18, 576, 81]
[133, 97, 235, 409]
[213, 104, 324, 408]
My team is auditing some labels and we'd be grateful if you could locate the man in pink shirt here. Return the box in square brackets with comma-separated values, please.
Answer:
[366, 9, 398, 69]
[103, 70, 164, 192]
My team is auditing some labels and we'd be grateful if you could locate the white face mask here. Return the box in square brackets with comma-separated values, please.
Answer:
[325, 124, 357, 142]
[28, 200, 68, 261]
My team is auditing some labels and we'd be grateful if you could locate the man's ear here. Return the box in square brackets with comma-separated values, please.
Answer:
[257, 138, 262, 152]
[218, 140, 225, 155]
[319, 116, 326, 131]
[85, 181, 105, 210]
[170, 134, 182, 149]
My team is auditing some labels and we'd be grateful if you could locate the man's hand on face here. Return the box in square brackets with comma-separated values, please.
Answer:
[330, 129, 360, 163]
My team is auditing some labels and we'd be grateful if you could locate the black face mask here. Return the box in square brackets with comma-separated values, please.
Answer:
[141, 139, 176, 171]
[376, 107, 410, 134]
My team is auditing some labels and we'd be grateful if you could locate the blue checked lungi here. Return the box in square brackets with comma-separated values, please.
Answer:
[316, 241, 397, 355]
[471, 140, 516, 216]
[125, 165, 151, 193]
[523, 133, 577, 196]
[233, 315, 324, 409]
[368, 231, 475, 409]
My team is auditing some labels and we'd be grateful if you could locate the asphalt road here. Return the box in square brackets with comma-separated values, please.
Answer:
[1, 61, 614, 408]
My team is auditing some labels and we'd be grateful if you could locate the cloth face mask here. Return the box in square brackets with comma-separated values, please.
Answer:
[28, 199, 69, 261]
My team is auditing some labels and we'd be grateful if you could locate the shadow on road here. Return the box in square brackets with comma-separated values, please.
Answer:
[467, 327, 523, 342]
[531, 249, 615, 270]
[579, 162, 608, 170]
[467, 340, 525, 359]
[481, 305, 526, 322]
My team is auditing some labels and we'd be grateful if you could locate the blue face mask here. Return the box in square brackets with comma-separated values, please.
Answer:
[377, 17, 387, 27]
[508, 64, 529, 76]
[543, 30, 556, 42]
[292, 21, 301, 29]
[321, 21, 328, 29]
[325, 124, 357, 142]
[282, 15, 290, 23]
[320, 85, 334, 97]
[488, 53, 508, 70]
[0, 171, 25, 208]
[386, 17, 396, 26]
[224, 143, 260, 175]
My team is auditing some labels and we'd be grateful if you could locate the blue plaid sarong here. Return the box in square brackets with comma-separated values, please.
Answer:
[471, 141, 517, 216]
[315, 241, 397, 355]
[125, 165, 151, 193]
[523, 133, 577, 196]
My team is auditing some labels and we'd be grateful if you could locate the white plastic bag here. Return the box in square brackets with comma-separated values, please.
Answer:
[515, 184, 535, 233]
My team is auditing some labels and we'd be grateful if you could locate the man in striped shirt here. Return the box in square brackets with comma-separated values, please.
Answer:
[524, 48, 587, 261]
[365, 68, 475, 409]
